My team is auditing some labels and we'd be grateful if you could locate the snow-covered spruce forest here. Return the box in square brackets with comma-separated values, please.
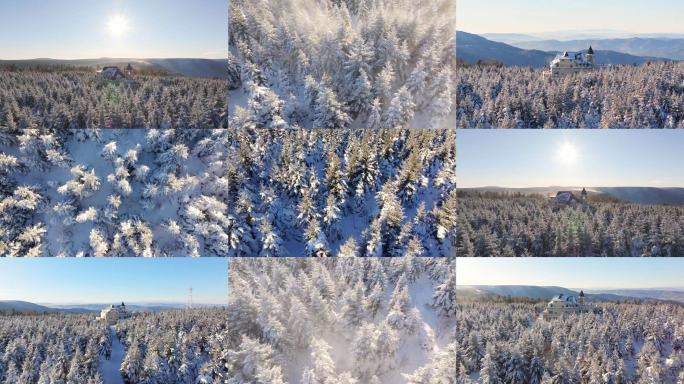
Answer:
[0, 309, 229, 384]
[455, 62, 684, 128]
[455, 299, 684, 383]
[456, 192, 684, 257]
[0, 128, 456, 256]
[116, 308, 230, 384]
[224, 257, 456, 384]
[0, 70, 227, 129]
[0, 313, 110, 383]
[228, 0, 456, 129]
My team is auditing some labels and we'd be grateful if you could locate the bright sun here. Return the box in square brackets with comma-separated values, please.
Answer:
[557, 141, 579, 165]
[107, 14, 129, 37]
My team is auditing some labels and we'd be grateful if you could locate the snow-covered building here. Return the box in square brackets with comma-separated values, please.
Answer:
[553, 188, 589, 207]
[97, 66, 127, 80]
[548, 47, 596, 77]
[99, 303, 131, 325]
[542, 291, 596, 320]
[554, 191, 581, 206]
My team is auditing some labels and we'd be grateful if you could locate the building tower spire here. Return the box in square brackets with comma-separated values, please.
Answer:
[586, 46, 595, 65]
[187, 287, 193, 309]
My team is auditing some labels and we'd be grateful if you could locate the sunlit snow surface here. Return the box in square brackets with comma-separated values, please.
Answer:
[100, 326, 125, 384]
[0, 128, 455, 256]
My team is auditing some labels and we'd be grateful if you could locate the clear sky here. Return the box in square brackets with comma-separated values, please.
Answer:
[457, 258, 684, 289]
[457, 130, 684, 188]
[0, 0, 226, 59]
[457, 0, 684, 35]
[0, 258, 227, 305]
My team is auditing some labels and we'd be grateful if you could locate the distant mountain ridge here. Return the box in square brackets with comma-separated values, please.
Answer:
[0, 58, 227, 79]
[0, 300, 222, 314]
[457, 31, 671, 67]
[0, 301, 95, 314]
[511, 37, 684, 61]
[458, 285, 684, 303]
[462, 186, 684, 205]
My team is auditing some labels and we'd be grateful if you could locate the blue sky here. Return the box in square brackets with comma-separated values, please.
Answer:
[0, 0, 226, 59]
[457, 130, 684, 188]
[0, 258, 227, 304]
[457, 258, 684, 289]
[457, 0, 684, 34]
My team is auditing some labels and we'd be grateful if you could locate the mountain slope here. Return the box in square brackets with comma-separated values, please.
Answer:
[457, 31, 553, 67]
[0, 300, 57, 313]
[456, 31, 668, 67]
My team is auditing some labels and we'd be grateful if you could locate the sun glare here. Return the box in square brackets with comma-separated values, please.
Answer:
[107, 14, 129, 37]
[557, 141, 579, 165]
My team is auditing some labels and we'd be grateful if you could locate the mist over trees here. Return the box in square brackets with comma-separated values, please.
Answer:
[229, 0, 456, 129]
[455, 62, 684, 128]
[221, 257, 456, 384]
[0, 70, 228, 129]
[0, 128, 455, 256]
[455, 298, 684, 383]
[456, 192, 684, 257]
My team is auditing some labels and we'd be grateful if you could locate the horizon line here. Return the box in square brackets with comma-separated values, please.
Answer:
[0, 56, 226, 61]
[458, 29, 684, 36]
[0, 299, 225, 305]
[457, 284, 684, 290]
[459, 185, 684, 189]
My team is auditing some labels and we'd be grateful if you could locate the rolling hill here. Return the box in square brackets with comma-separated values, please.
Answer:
[0, 58, 227, 79]
[0, 300, 95, 314]
[456, 31, 669, 67]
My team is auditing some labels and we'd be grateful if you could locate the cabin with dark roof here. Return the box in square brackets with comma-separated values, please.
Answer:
[554, 191, 581, 206]
[97, 66, 127, 80]
[542, 290, 597, 320]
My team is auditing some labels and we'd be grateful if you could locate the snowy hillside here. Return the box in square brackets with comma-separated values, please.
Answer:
[0, 313, 110, 383]
[0, 128, 455, 256]
[456, 191, 684, 256]
[0, 70, 227, 129]
[224, 258, 456, 383]
[456, 298, 684, 383]
[228, 0, 456, 129]
[115, 308, 230, 383]
[456, 61, 684, 128]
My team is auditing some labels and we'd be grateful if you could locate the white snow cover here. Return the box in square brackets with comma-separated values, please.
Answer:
[229, 0, 456, 129]
[0, 128, 456, 256]
[99, 326, 125, 384]
[458, 297, 684, 383]
[456, 190, 684, 256]
[224, 257, 456, 383]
